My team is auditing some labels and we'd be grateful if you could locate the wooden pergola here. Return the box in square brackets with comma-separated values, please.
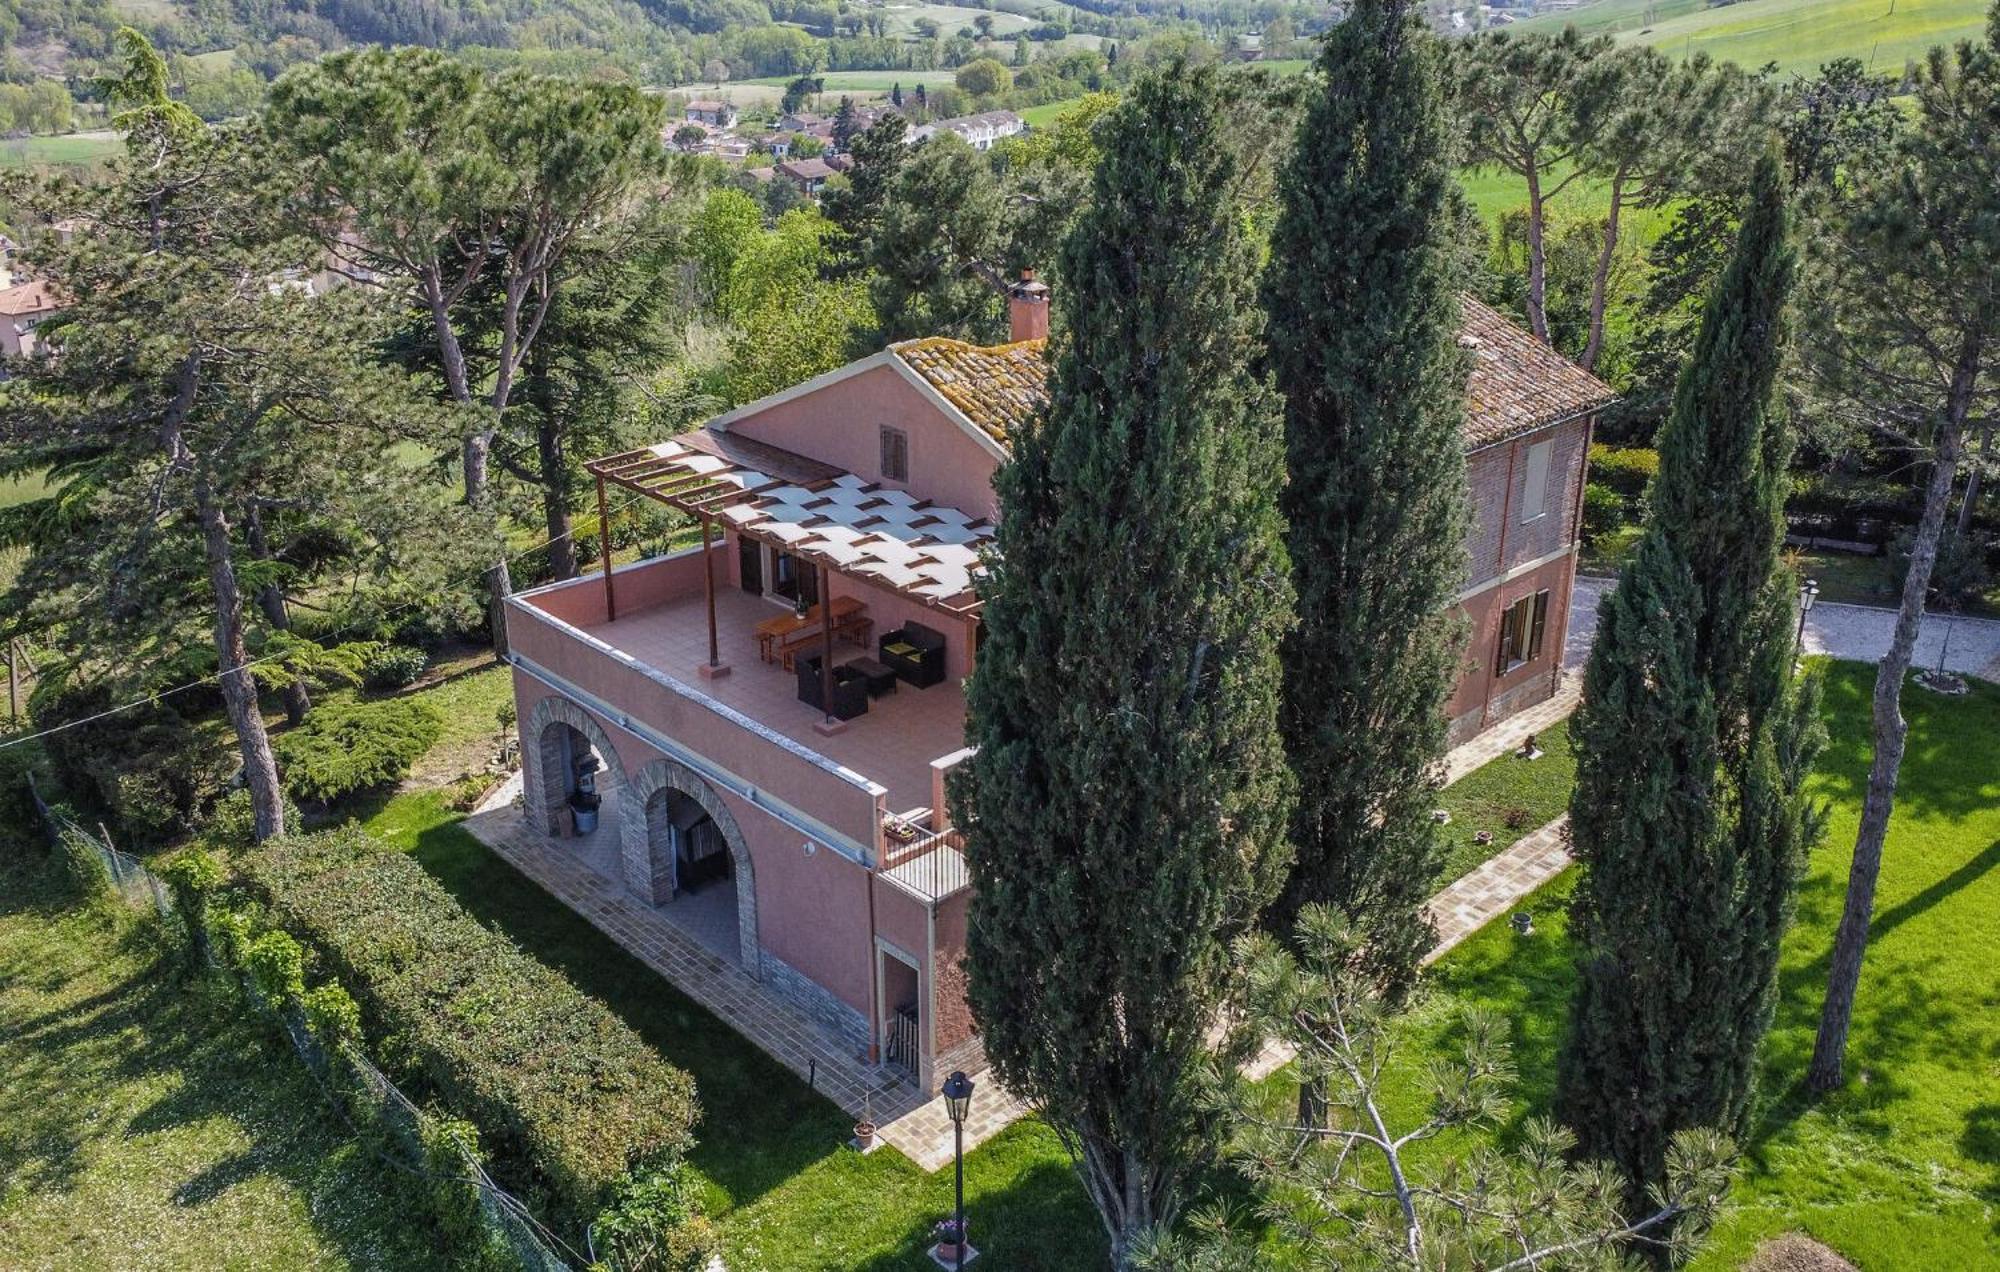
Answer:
[585, 430, 990, 728]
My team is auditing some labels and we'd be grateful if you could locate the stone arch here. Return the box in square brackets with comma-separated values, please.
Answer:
[522, 694, 629, 835]
[624, 757, 761, 976]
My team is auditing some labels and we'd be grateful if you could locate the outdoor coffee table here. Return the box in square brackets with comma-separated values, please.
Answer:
[847, 656, 899, 698]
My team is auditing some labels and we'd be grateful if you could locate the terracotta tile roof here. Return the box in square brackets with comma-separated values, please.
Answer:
[891, 337, 1048, 444]
[778, 157, 835, 181]
[0, 280, 63, 318]
[1458, 295, 1618, 448]
[892, 296, 1614, 450]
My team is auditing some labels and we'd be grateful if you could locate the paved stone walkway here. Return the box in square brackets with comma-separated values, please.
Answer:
[463, 802, 1020, 1171]
[1423, 816, 1571, 964]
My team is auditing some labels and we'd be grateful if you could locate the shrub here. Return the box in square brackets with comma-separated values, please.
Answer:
[34, 688, 233, 846]
[55, 823, 112, 901]
[244, 827, 700, 1229]
[591, 1154, 718, 1272]
[421, 1117, 513, 1268]
[245, 929, 307, 1004]
[302, 982, 363, 1050]
[275, 699, 443, 804]
[0, 742, 51, 834]
[363, 644, 431, 690]
[202, 788, 303, 852]
[1580, 482, 1627, 545]
[1587, 444, 1659, 500]
[160, 848, 224, 964]
[1884, 527, 1991, 609]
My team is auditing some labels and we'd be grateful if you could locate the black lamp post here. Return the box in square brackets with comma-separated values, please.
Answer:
[942, 1070, 975, 1269]
[1795, 577, 1820, 653]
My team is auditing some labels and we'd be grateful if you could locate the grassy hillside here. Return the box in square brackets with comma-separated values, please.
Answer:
[0, 133, 123, 170]
[878, 2, 1033, 37]
[1516, 0, 1991, 76]
[0, 849, 437, 1268]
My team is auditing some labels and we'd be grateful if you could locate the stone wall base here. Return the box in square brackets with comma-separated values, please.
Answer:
[1449, 672, 1558, 747]
[763, 951, 871, 1060]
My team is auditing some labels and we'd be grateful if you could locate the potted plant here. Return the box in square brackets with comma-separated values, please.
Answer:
[1473, 829, 1495, 847]
[853, 1092, 877, 1151]
[931, 1217, 967, 1261]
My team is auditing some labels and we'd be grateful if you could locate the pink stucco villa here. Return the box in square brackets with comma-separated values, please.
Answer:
[501, 274, 1614, 1097]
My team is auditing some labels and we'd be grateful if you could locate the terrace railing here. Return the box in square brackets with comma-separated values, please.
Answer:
[877, 825, 970, 903]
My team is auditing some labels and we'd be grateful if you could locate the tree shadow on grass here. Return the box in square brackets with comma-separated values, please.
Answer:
[1807, 669, 2000, 824]
[849, 1125, 1107, 1272]
[0, 853, 432, 1266]
[398, 812, 849, 1213]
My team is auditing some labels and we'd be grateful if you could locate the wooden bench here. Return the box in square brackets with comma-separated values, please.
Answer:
[754, 596, 866, 664]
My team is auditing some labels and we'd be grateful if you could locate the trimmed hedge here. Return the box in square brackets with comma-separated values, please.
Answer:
[244, 827, 699, 1227]
[1586, 444, 1658, 499]
[275, 698, 443, 803]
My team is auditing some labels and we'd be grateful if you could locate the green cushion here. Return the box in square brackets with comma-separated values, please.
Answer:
[885, 642, 917, 657]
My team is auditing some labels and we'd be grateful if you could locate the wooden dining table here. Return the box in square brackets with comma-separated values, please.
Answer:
[754, 596, 870, 667]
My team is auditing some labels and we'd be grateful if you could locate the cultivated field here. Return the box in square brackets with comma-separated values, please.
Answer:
[0, 133, 122, 169]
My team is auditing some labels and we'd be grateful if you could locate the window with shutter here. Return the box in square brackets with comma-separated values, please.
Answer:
[1495, 590, 1552, 674]
[880, 426, 909, 482]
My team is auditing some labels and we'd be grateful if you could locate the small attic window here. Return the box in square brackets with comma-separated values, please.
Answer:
[880, 425, 909, 482]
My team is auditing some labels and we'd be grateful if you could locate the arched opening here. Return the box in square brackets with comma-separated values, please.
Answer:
[627, 758, 761, 973]
[524, 695, 627, 839]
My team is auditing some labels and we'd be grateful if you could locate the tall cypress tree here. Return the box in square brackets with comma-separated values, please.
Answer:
[958, 63, 1295, 1267]
[1557, 152, 1825, 1199]
[1262, 0, 1469, 998]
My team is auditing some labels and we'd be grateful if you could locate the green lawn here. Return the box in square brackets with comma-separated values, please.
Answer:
[878, 3, 1033, 38]
[0, 846, 436, 1268]
[1018, 98, 1083, 127]
[342, 655, 1996, 1269]
[1435, 717, 1577, 886]
[1517, 0, 1991, 76]
[1389, 662, 2000, 1269]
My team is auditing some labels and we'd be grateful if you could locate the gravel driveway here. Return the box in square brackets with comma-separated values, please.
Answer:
[1568, 573, 2000, 682]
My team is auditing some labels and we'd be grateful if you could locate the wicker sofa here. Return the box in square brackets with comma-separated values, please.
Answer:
[878, 621, 947, 689]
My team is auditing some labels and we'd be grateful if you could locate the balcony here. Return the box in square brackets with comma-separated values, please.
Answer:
[510, 552, 970, 831]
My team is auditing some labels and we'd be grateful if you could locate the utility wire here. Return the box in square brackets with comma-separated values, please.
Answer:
[0, 492, 655, 752]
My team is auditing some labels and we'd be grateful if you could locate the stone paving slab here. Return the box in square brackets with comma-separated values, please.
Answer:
[462, 804, 1026, 1172]
[1423, 815, 1572, 965]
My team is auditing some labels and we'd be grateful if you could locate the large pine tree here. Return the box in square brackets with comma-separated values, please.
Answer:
[1557, 152, 1825, 1197]
[957, 64, 1295, 1267]
[1262, 0, 1469, 998]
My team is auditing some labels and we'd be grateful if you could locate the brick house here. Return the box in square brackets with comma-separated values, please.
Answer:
[502, 275, 1610, 1098]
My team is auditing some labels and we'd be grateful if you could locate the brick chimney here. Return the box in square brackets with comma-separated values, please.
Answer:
[1008, 268, 1049, 343]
